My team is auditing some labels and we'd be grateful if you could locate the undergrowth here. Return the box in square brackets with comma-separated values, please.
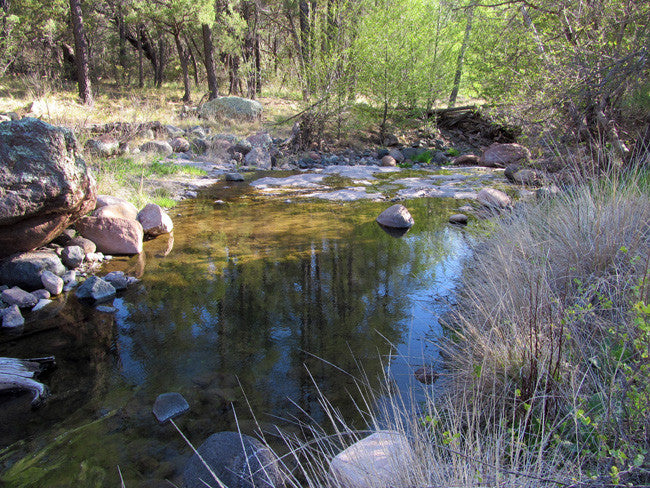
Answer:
[90, 155, 207, 208]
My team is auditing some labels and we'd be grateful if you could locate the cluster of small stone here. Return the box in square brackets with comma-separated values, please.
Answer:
[0, 194, 173, 329]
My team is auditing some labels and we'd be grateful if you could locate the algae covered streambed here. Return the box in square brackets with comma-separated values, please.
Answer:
[0, 177, 472, 487]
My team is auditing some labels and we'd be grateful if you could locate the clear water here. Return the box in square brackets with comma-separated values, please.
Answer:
[0, 179, 470, 487]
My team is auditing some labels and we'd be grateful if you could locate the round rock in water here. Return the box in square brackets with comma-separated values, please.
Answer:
[103, 271, 129, 291]
[225, 172, 245, 182]
[448, 214, 468, 225]
[376, 204, 414, 229]
[183, 432, 283, 488]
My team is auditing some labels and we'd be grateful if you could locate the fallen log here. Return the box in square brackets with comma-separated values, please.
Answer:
[0, 356, 55, 407]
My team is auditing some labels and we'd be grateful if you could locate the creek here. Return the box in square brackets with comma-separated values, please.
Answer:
[0, 177, 471, 487]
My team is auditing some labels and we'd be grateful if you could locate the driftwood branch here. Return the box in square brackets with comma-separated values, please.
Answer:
[0, 356, 55, 407]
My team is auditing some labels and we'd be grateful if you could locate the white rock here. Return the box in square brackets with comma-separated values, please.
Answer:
[330, 431, 414, 488]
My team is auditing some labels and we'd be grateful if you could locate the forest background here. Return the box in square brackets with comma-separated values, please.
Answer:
[0, 0, 648, 168]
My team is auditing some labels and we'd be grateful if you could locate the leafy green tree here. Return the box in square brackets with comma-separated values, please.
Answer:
[354, 0, 458, 134]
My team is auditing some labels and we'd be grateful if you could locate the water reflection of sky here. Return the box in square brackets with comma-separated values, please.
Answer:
[113, 203, 470, 426]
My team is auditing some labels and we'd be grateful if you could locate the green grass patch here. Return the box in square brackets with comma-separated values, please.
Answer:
[322, 174, 355, 189]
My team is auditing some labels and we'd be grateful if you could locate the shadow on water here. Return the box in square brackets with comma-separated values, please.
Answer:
[0, 179, 471, 487]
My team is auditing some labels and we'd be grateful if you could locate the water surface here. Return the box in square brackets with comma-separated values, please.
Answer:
[0, 180, 469, 487]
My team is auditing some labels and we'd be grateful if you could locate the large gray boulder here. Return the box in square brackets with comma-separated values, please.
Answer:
[0, 251, 66, 290]
[376, 205, 414, 229]
[183, 432, 282, 488]
[139, 140, 173, 157]
[200, 97, 263, 121]
[0, 118, 97, 257]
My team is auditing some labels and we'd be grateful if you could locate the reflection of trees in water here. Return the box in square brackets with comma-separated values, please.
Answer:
[0, 298, 118, 448]
[118, 198, 459, 432]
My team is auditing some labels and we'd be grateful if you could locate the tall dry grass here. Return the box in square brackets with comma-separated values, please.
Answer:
[440, 170, 650, 482]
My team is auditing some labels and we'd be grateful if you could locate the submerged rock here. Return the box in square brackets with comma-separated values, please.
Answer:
[183, 432, 282, 488]
[225, 172, 245, 182]
[103, 271, 129, 291]
[414, 366, 439, 384]
[376, 205, 414, 229]
[448, 214, 468, 225]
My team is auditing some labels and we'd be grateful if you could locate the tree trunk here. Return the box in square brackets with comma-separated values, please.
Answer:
[185, 34, 199, 86]
[254, 36, 261, 97]
[202, 23, 219, 100]
[299, 0, 310, 99]
[137, 24, 144, 87]
[125, 25, 158, 81]
[69, 0, 93, 105]
[117, 5, 127, 85]
[61, 41, 77, 81]
[156, 37, 164, 87]
[448, 3, 474, 108]
[174, 32, 191, 102]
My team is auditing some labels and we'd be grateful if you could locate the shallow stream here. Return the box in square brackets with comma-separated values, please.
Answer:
[0, 177, 471, 487]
